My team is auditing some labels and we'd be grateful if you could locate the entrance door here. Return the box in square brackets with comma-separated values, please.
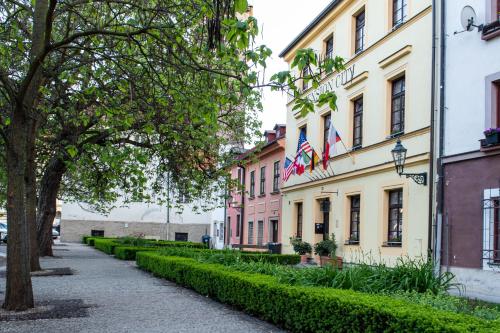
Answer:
[321, 198, 330, 240]
[270, 220, 279, 243]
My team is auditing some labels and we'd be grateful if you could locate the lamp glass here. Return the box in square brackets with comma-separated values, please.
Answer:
[391, 139, 407, 175]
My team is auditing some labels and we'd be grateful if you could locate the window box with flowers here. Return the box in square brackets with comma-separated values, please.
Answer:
[484, 128, 500, 146]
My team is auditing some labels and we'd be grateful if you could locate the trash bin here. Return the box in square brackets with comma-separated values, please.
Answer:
[268, 243, 282, 254]
[201, 235, 211, 248]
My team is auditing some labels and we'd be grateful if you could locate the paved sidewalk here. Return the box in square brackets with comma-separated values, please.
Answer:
[0, 243, 283, 333]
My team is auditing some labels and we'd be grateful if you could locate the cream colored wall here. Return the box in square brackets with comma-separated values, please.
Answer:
[281, 0, 432, 264]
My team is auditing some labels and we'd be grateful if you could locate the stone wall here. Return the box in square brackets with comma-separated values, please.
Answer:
[61, 219, 209, 243]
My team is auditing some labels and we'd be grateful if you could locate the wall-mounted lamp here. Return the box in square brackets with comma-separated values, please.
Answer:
[391, 139, 427, 186]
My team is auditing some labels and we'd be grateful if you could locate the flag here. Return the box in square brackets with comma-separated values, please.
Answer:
[310, 149, 320, 173]
[283, 157, 295, 181]
[324, 123, 342, 164]
[295, 129, 312, 176]
[297, 129, 312, 155]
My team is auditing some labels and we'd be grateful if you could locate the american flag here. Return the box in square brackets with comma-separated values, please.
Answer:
[283, 157, 295, 181]
[297, 129, 312, 155]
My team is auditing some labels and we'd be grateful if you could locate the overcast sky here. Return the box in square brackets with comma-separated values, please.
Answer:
[250, 0, 331, 133]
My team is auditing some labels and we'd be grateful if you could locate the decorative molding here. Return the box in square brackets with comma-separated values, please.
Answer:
[344, 71, 369, 90]
[378, 45, 412, 69]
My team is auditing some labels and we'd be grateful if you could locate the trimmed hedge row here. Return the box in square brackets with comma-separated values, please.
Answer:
[136, 252, 500, 333]
[113, 246, 159, 260]
[94, 239, 120, 254]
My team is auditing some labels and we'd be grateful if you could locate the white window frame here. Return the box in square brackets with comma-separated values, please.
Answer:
[483, 188, 500, 271]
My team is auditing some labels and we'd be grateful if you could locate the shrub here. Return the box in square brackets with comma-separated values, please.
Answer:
[114, 246, 159, 260]
[157, 247, 299, 265]
[313, 234, 337, 257]
[290, 237, 312, 255]
[85, 236, 113, 246]
[136, 253, 500, 332]
[94, 239, 120, 254]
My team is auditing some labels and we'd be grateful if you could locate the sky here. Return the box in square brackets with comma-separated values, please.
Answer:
[250, 0, 331, 133]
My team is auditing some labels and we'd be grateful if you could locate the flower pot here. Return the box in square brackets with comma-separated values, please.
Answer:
[485, 132, 499, 145]
[300, 254, 309, 264]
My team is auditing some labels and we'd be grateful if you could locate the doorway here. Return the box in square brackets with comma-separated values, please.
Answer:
[270, 219, 279, 243]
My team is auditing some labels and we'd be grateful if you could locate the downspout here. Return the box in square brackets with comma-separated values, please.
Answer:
[434, 0, 447, 273]
[428, 0, 438, 256]
[239, 165, 246, 245]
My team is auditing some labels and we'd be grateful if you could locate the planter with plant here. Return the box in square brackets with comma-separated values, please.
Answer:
[484, 128, 500, 145]
[290, 237, 312, 264]
[314, 234, 342, 268]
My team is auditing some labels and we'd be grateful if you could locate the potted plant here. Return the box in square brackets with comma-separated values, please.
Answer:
[290, 237, 312, 264]
[314, 234, 342, 268]
[484, 128, 500, 145]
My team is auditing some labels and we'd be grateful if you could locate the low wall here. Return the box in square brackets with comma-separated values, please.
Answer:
[445, 266, 500, 303]
[61, 219, 210, 243]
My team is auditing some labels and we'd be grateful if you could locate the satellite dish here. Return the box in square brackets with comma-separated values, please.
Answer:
[460, 6, 477, 31]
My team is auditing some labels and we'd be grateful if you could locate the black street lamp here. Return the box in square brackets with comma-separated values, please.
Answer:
[391, 139, 427, 186]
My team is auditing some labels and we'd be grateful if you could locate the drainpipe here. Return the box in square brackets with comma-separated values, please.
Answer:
[434, 0, 447, 274]
[239, 165, 246, 245]
[428, 0, 438, 257]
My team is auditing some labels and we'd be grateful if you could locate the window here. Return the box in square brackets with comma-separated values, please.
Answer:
[355, 10, 365, 54]
[496, 81, 500, 128]
[296, 203, 303, 239]
[273, 161, 280, 192]
[325, 35, 334, 59]
[219, 223, 224, 240]
[248, 221, 254, 245]
[388, 189, 403, 244]
[237, 168, 242, 186]
[349, 195, 361, 243]
[391, 76, 406, 135]
[270, 220, 279, 243]
[353, 97, 363, 148]
[392, 0, 408, 27]
[302, 66, 311, 91]
[323, 113, 331, 152]
[259, 166, 266, 195]
[257, 220, 264, 246]
[227, 216, 231, 238]
[249, 171, 255, 197]
[175, 232, 188, 241]
[236, 214, 240, 237]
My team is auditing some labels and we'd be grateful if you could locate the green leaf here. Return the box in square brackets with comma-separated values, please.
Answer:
[66, 145, 78, 158]
[235, 0, 248, 13]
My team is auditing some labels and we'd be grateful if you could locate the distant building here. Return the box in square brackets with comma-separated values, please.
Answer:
[61, 196, 211, 243]
[226, 125, 286, 251]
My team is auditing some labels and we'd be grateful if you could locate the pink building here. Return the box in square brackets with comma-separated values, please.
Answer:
[226, 125, 286, 250]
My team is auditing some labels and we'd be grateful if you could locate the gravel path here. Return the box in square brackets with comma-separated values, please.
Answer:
[0, 243, 284, 333]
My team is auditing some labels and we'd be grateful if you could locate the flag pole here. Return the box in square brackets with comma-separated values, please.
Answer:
[339, 139, 355, 164]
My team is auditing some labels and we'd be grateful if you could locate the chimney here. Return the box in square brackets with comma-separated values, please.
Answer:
[264, 130, 276, 143]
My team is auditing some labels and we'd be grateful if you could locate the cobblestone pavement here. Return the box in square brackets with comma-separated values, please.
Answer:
[0, 243, 284, 333]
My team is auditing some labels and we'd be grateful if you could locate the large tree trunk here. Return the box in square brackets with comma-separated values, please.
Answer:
[26, 120, 41, 271]
[3, 105, 34, 311]
[37, 157, 66, 257]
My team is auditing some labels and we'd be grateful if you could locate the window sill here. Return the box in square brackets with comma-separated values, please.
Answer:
[482, 20, 500, 41]
[382, 241, 402, 248]
[248, 196, 255, 200]
[351, 145, 362, 152]
[344, 240, 360, 246]
[258, 194, 266, 198]
[387, 132, 404, 140]
[270, 191, 280, 195]
[480, 139, 500, 152]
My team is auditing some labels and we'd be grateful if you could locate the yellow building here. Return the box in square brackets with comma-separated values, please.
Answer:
[280, 0, 432, 264]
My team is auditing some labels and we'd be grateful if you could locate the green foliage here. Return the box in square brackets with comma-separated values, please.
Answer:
[114, 247, 159, 260]
[390, 291, 500, 321]
[157, 247, 300, 265]
[313, 234, 337, 257]
[289, 237, 312, 255]
[94, 239, 120, 254]
[136, 253, 500, 332]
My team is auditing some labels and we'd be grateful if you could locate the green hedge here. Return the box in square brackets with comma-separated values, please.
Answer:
[94, 239, 120, 254]
[136, 252, 500, 333]
[85, 236, 114, 246]
[114, 246, 159, 260]
[154, 240, 207, 249]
